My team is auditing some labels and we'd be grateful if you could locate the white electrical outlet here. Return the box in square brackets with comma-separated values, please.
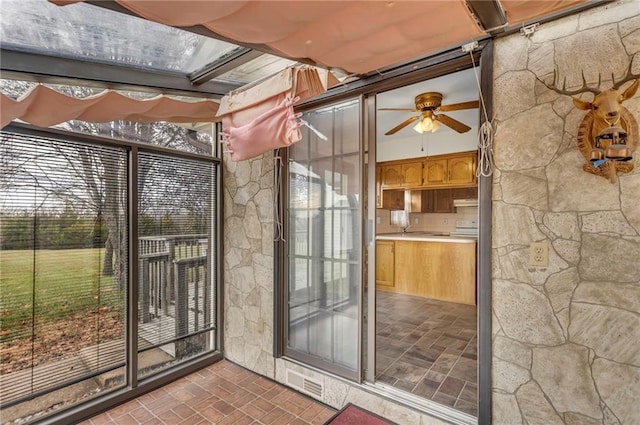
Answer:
[414, 218, 419, 224]
[376, 216, 381, 224]
[530, 241, 548, 267]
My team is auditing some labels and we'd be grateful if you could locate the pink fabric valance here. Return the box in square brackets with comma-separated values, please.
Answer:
[1, 85, 220, 128]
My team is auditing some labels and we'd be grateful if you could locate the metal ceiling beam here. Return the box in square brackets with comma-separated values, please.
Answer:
[465, 0, 508, 33]
[189, 48, 265, 86]
[0, 49, 242, 98]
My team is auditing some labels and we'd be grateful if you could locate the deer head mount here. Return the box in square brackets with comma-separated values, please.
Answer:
[538, 60, 639, 183]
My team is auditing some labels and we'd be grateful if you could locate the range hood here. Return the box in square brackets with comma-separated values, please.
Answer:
[453, 198, 478, 207]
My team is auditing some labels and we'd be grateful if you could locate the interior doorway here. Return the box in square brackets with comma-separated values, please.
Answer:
[370, 68, 480, 417]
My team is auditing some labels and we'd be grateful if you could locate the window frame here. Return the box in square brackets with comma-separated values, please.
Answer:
[1, 122, 223, 425]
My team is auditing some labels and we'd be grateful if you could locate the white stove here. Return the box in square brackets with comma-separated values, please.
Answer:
[450, 220, 478, 237]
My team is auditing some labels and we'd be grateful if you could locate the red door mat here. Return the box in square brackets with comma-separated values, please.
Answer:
[324, 403, 396, 425]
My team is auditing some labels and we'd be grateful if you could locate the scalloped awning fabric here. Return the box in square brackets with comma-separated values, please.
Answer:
[0, 85, 220, 128]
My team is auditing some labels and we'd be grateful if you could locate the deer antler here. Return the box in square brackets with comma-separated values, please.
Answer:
[538, 69, 601, 96]
[612, 59, 640, 90]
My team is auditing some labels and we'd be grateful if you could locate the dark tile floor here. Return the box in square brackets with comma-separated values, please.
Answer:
[80, 360, 336, 425]
[376, 290, 478, 417]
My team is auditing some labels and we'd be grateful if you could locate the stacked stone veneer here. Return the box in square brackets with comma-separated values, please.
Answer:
[222, 153, 276, 379]
[492, 2, 640, 424]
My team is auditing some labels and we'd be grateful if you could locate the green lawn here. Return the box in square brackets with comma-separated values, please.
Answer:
[0, 248, 123, 340]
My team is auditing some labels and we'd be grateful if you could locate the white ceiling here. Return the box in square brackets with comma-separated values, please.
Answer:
[376, 67, 480, 157]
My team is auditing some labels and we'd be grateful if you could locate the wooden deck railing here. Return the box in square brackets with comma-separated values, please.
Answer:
[138, 235, 209, 358]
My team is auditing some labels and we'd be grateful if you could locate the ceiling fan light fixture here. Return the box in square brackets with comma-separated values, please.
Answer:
[413, 116, 437, 134]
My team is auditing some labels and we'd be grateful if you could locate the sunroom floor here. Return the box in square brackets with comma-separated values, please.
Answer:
[80, 360, 336, 425]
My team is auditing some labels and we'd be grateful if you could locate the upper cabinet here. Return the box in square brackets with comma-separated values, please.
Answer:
[401, 161, 423, 187]
[424, 152, 476, 187]
[380, 164, 403, 187]
[379, 151, 477, 191]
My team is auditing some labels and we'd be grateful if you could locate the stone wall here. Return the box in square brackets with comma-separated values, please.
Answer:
[491, 2, 640, 424]
[222, 152, 276, 379]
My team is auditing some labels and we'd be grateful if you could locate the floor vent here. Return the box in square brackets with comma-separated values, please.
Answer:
[286, 369, 323, 398]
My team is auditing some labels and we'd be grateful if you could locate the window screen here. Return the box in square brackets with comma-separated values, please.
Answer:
[285, 99, 362, 378]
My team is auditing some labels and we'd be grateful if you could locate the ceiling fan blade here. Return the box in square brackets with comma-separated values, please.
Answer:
[385, 115, 420, 135]
[438, 100, 480, 112]
[435, 114, 472, 133]
[379, 108, 418, 112]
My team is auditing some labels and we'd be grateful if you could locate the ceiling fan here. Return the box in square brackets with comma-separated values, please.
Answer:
[381, 92, 479, 135]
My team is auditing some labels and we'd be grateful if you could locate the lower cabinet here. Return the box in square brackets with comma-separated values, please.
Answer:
[377, 239, 476, 305]
[375, 240, 395, 288]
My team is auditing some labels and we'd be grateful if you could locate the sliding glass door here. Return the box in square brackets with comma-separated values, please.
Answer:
[284, 98, 363, 379]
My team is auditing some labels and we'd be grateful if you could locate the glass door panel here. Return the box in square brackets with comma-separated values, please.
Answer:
[285, 98, 362, 378]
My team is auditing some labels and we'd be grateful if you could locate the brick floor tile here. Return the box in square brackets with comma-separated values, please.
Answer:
[142, 418, 163, 425]
[240, 403, 267, 420]
[177, 413, 206, 425]
[260, 406, 286, 425]
[140, 393, 179, 413]
[108, 400, 141, 418]
[129, 406, 155, 423]
[233, 391, 257, 408]
[299, 404, 323, 422]
[85, 412, 112, 425]
[211, 399, 236, 415]
[279, 401, 306, 416]
[253, 397, 276, 413]
[156, 408, 182, 424]
[262, 385, 286, 400]
[111, 413, 137, 425]
[218, 410, 254, 425]
[276, 411, 297, 424]
[287, 393, 314, 410]
[197, 405, 225, 422]
[172, 403, 196, 419]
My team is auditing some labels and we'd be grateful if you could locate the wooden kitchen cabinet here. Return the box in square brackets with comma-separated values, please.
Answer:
[423, 159, 448, 186]
[380, 164, 402, 187]
[382, 189, 404, 210]
[392, 240, 476, 305]
[408, 188, 461, 213]
[376, 240, 395, 288]
[423, 152, 476, 187]
[448, 154, 476, 185]
[452, 186, 478, 200]
[433, 189, 453, 213]
[380, 161, 422, 188]
[401, 161, 423, 187]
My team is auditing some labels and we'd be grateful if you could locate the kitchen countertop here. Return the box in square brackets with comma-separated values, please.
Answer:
[376, 232, 477, 243]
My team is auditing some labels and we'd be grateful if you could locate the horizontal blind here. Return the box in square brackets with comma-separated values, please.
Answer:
[0, 131, 128, 406]
[137, 152, 215, 372]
